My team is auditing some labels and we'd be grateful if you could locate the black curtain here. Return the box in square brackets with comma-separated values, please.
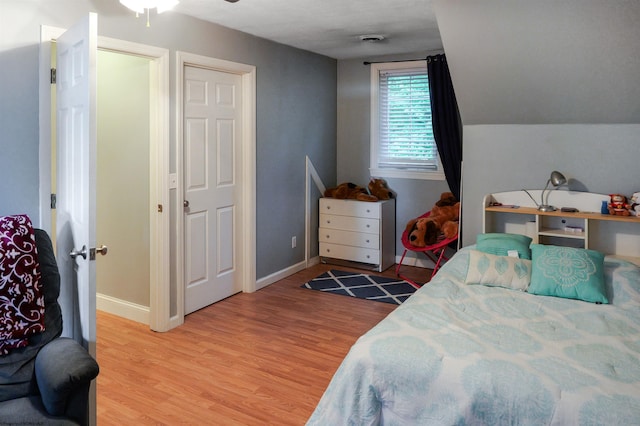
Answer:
[427, 54, 462, 201]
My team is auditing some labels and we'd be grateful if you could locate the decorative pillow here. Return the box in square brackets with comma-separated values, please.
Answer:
[528, 244, 608, 304]
[0, 215, 46, 354]
[465, 250, 532, 291]
[476, 233, 532, 260]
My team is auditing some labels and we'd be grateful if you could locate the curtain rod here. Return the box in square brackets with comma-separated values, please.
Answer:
[363, 58, 426, 65]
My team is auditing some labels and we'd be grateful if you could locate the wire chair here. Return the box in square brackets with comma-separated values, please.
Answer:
[396, 211, 458, 288]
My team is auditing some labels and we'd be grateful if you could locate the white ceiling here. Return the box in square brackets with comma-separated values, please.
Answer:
[173, 0, 441, 60]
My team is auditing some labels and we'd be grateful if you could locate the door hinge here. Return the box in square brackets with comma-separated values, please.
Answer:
[50, 193, 57, 209]
[50, 68, 56, 84]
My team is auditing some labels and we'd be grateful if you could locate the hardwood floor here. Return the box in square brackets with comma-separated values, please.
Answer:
[96, 262, 430, 425]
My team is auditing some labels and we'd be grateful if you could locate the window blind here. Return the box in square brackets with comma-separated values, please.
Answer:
[377, 68, 437, 170]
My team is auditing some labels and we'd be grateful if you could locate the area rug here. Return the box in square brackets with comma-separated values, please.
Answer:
[302, 270, 417, 305]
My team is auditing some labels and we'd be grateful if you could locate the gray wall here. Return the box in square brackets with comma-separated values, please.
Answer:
[0, 0, 336, 282]
[463, 124, 640, 244]
[434, 0, 640, 246]
[336, 54, 452, 259]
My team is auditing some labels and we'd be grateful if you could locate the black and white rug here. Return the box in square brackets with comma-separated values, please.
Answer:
[302, 270, 417, 305]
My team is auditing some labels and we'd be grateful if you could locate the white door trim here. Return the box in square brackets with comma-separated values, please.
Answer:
[39, 27, 172, 332]
[175, 51, 256, 328]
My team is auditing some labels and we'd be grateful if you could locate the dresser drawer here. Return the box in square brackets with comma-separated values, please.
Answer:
[319, 198, 381, 219]
[318, 197, 395, 272]
[319, 228, 379, 249]
[319, 242, 380, 265]
[320, 214, 379, 234]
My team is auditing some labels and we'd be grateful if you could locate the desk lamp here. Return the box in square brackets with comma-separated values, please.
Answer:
[538, 171, 567, 212]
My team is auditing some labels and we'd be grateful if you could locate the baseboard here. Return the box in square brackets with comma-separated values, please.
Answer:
[256, 258, 314, 290]
[307, 255, 321, 266]
[97, 293, 150, 325]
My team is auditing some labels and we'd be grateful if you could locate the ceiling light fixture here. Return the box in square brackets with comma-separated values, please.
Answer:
[120, 0, 179, 27]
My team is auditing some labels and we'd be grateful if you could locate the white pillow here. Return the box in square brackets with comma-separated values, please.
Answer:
[465, 249, 532, 291]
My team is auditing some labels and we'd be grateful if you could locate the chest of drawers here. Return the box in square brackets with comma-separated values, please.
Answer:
[319, 198, 396, 272]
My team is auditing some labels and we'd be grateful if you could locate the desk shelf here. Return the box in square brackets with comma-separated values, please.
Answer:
[538, 228, 585, 239]
[483, 191, 640, 265]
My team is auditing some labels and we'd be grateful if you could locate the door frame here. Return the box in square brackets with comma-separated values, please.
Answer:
[39, 26, 172, 332]
[175, 51, 256, 328]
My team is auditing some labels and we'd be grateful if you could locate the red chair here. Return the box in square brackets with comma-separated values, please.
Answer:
[396, 211, 458, 288]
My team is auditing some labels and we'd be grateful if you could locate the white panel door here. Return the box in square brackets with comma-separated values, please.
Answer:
[184, 66, 242, 314]
[55, 12, 98, 424]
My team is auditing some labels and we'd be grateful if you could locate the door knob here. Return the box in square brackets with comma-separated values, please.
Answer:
[183, 200, 190, 208]
[70, 245, 87, 260]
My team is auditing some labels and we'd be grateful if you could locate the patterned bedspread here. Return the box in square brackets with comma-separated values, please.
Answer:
[307, 247, 640, 425]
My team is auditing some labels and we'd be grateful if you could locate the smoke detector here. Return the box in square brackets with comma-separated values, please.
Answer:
[359, 34, 385, 42]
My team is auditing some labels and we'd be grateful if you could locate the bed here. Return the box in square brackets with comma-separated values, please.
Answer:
[307, 237, 640, 425]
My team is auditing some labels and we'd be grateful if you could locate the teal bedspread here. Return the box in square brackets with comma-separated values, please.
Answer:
[307, 247, 640, 425]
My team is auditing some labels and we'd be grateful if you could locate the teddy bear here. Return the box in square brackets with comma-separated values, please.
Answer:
[324, 182, 378, 202]
[608, 193, 631, 216]
[368, 178, 394, 200]
[324, 179, 396, 202]
[405, 201, 460, 247]
[435, 191, 458, 207]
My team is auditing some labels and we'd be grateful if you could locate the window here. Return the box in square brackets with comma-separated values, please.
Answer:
[370, 61, 444, 180]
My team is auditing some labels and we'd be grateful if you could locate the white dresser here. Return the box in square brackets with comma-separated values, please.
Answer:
[319, 198, 396, 272]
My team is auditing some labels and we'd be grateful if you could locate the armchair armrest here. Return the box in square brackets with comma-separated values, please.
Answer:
[34, 337, 99, 417]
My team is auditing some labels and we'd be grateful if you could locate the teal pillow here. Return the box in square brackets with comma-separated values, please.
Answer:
[528, 244, 608, 304]
[476, 233, 532, 260]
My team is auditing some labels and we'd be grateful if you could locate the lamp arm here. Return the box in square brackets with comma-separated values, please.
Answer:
[522, 189, 540, 208]
[540, 178, 552, 206]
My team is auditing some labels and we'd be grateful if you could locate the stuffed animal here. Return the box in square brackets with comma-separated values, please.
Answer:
[629, 192, 640, 217]
[405, 201, 460, 247]
[608, 194, 631, 216]
[405, 217, 439, 247]
[324, 179, 396, 202]
[435, 191, 458, 207]
[324, 182, 377, 202]
[368, 178, 394, 200]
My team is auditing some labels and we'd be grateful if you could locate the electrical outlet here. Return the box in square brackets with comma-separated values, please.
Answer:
[291, 236, 297, 248]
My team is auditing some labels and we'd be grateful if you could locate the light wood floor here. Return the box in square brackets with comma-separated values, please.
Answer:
[96, 262, 430, 425]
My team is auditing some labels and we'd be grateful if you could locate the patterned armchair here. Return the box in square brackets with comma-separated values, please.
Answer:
[0, 217, 99, 425]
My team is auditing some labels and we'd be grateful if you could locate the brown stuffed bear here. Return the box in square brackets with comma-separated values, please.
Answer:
[324, 182, 377, 202]
[368, 178, 394, 201]
[435, 191, 458, 207]
[324, 179, 396, 202]
[405, 201, 460, 247]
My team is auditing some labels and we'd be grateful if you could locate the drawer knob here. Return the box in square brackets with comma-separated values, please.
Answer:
[366, 255, 370, 259]
[326, 235, 330, 239]
[326, 220, 331, 224]
[366, 224, 370, 228]
[366, 239, 370, 243]
[366, 209, 370, 213]
[326, 206, 331, 210]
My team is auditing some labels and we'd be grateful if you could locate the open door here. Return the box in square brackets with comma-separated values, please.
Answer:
[55, 12, 99, 425]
